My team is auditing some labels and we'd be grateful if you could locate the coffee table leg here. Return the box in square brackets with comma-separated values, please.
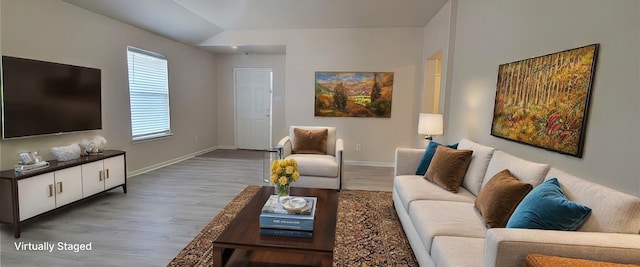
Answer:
[321, 256, 333, 267]
[213, 247, 232, 267]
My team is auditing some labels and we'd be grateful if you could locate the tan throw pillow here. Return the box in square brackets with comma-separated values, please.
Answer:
[292, 128, 328, 154]
[424, 146, 473, 193]
[475, 169, 533, 228]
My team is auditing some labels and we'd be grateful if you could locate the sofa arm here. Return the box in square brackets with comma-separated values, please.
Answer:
[394, 147, 425, 176]
[484, 228, 640, 267]
[278, 136, 292, 158]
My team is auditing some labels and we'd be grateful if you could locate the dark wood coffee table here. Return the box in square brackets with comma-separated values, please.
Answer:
[213, 186, 339, 267]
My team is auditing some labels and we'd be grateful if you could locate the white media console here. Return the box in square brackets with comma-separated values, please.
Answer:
[0, 150, 126, 238]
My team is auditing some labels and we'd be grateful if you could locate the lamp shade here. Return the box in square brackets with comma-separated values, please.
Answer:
[418, 113, 443, 135]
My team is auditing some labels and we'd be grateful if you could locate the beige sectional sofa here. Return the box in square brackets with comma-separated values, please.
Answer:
[393, 138, 640, 267]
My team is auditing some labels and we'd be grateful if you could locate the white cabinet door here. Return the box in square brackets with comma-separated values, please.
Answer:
[82, 161, 105, 197]
[54, 166, 83, 207]
[104, 155, 125, 190]
[18, 173, 56, 221]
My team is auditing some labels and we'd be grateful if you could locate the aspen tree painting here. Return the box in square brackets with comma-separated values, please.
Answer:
[315, 72, 394, 117]
[491, 44, 599, 157]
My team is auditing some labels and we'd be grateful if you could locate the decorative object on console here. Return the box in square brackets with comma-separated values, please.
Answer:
[314, 71, 394, 118]
[491, 44, 599, 158]
[51, 143, 82, 161]
[80, 135, 107, 155]
[14, 151, 49, 173]
[418, 113, 443, 141]
[269, 158, 300, 199]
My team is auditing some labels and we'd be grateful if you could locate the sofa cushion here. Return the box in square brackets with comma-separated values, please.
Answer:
[425, 146, 473, 193]
[482, 150, 549, 188]
[457, 138, 496, 196]
[507, 178, 591, 230]
[286, 154, 338, 177]
[475, 169, 533, 228]
[409, 200, 486, 252]
[545, 168, 640, 234]
[415, 141, 458, 175]
[431, 236, 485, 267]
[394, 175, 476, 212]
[292, 128, 328, 154]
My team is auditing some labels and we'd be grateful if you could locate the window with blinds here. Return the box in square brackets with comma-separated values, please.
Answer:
[126, 47, 172, 142]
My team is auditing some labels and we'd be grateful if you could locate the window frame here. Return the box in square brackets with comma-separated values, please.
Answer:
[126, 46, 172, 142]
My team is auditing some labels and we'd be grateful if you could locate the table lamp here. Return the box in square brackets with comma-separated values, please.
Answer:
[418, 113, 443, 140]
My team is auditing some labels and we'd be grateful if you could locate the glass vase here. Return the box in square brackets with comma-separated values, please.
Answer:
[275, 183, 290, 198]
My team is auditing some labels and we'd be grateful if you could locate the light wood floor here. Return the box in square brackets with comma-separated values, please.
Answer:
[0, 149, 393, 266]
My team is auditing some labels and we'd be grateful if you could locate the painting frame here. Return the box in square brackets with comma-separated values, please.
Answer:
[490, 44, 599, 158]
[314, 71, 394, 118]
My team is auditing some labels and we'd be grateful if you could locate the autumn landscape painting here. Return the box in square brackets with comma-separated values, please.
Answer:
[491, 44, 599, 157]
[315, 72, 393, 118]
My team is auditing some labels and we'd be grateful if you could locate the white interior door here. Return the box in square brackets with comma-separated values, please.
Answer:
[235, 68, 272, 150]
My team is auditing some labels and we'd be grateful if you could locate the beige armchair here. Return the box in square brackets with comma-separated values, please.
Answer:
[277, 126, 344, 190]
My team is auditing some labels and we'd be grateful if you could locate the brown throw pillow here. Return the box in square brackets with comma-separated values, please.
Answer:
[475, 169, 533, 228]
[424, 146, 473, 193]
[292, 128, 328, 154]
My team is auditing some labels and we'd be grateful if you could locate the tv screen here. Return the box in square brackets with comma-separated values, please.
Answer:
[1, 56, 102, 139]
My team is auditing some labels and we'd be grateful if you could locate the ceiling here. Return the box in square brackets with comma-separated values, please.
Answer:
[62, 0, 448, 54]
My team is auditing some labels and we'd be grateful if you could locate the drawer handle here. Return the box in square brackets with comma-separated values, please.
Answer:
[106, 169, 110, 179]
[48, 184, 54, 197]
[57, 182, 63, 194]
[99, 170, 104, 181]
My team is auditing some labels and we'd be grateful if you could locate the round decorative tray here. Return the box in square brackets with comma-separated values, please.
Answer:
[281, 197, 308, 212]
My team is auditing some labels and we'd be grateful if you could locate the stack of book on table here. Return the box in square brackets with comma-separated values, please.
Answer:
[259, 195, 317, 238]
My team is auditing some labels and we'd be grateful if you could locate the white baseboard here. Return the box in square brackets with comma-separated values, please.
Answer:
[127, 148, 394, 178]
[345, 160, 394, 167]
[128, 146, 218, 177]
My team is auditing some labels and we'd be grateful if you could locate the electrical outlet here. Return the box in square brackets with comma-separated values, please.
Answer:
[355, 144, 362, 151]
[195, 136, 199, 142]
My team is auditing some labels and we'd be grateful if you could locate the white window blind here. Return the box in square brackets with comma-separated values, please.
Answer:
[127, 47, 171, 141]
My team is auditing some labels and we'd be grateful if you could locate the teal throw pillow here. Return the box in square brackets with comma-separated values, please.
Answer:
[415, 142, 458, 175]
[506, 178, 591, 230]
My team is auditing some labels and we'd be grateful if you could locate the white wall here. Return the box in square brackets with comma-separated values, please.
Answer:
[215, 54, 286, 148]
[203, 28, 424, 164]
[436, 0, 640, 196]
[420, 1, 454, 148]
[1, 0, 218, 173]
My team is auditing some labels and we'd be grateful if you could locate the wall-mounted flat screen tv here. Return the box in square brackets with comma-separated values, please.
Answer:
[1, 56, 102, 139]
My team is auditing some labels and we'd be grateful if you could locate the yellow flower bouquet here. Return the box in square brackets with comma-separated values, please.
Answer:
[269, 158, 300, 197]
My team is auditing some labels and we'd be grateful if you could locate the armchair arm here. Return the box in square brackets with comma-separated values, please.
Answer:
[394, 147, 425, 176]
[335, 138, 344, 190]
[278, 136, 292, 158]
[484, 228, 640, 267]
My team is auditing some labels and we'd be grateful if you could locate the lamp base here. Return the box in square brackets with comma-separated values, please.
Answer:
[424, 135, 433, 141]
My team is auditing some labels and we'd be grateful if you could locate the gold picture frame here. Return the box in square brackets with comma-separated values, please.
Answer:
[491, 44, 599, 157]
[315, 72, 394, 118]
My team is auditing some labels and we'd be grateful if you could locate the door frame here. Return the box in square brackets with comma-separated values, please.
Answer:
[233, 67, 274, 149]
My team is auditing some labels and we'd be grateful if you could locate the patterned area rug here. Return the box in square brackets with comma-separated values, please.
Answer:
[167, 186, 417, 266]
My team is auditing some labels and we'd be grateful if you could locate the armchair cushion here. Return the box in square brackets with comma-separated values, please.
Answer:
[292, 128, 328, 154]
[287, 154, 338, 177]
[289, 126, 336, 155]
